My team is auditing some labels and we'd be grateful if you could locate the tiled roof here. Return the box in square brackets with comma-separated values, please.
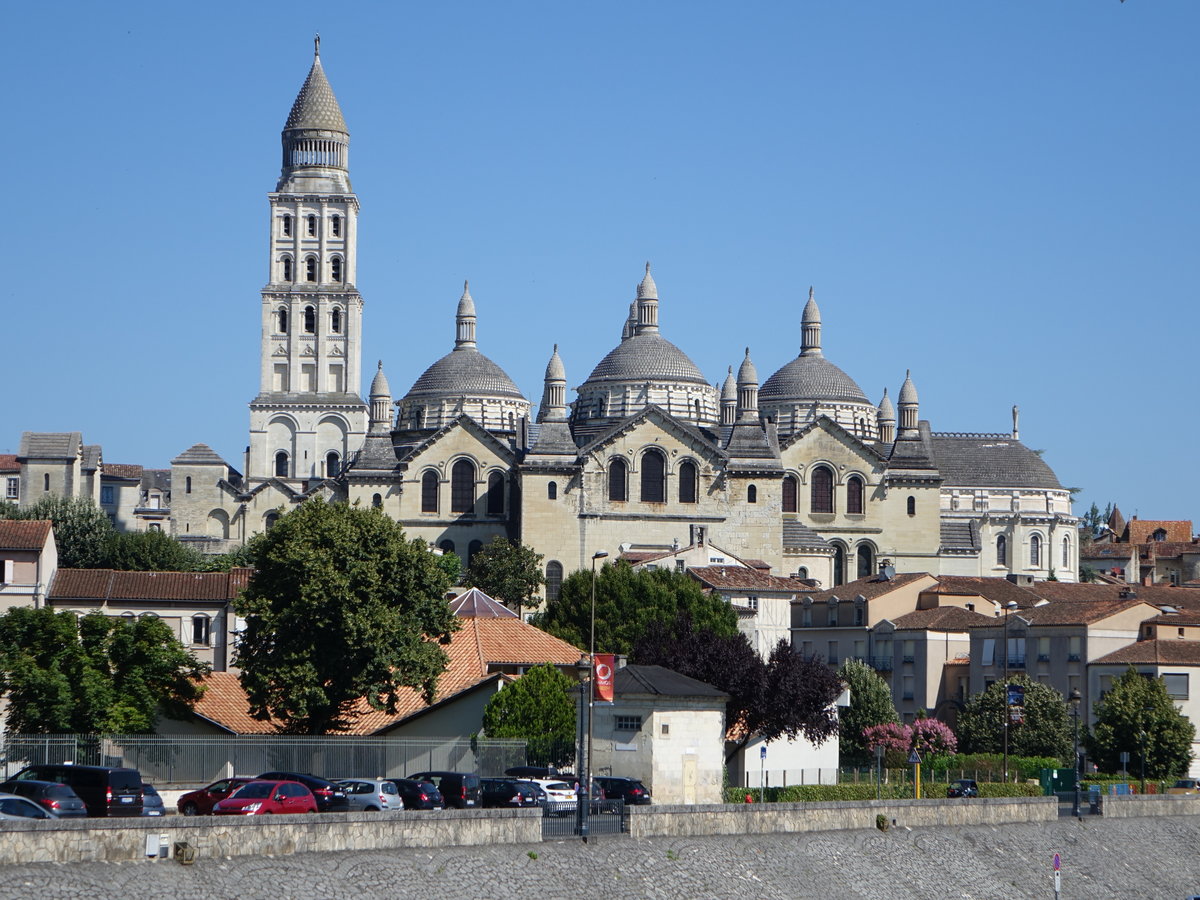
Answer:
[18, 432, 81, 460]
[191, 615, 583, 735]
[928, 434, 1062, 490]
[0, 520, 52, 551]
[1145, 610, 1200, 626]
[50, 568, 252, 601]
[940, 519, 979, 552]
[925, 576, 1043, 609]
[891, 607, 997, 631]
[103, 464, 143, 479]
[689, 565, 803, 593]
[795, 572, 932, 604]
[0, 454, 18, 474]
[81, 446, 102, 471]
[170, 444, 229, 466]
[403, 347, 526, 402]
[285, 52, 347, 132]
[760, 354, 870, 405]
[1029, 582, 1200, 610]
[583, 332, 709, 387]
[1015, 599, 1154, 627]
[1127, 520, 1193, 544]
[1092, 639, 1200, 667]
[1083, 541, 1200, 562]
[615, 664, 727, 699]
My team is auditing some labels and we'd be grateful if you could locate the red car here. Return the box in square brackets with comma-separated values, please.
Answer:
[213, 780, 317, 815]
[177, 777, 257, 816]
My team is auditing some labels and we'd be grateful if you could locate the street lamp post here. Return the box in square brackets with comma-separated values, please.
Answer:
[1001, 600, 1018, 783]
[582, 549, 608, 840]
[1139, 704, 1153, 795]
[575, 653, 590, 839]
[1069, 688, 1081, 818]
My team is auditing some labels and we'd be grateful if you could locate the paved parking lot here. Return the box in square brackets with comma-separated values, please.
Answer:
[1, 814, 1198, 899]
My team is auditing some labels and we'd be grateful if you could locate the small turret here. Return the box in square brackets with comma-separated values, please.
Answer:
[877, 388, 896, 444]
[720, 366, 738, 426]
[634, 262, 660, 334]
[801, 287, 822, 357]
[538, 345, 568, 423]
[737, 348, 759, 422]
[369, 361, 393, 432]
[898, 370, 919, 436]
[455, 281, 477, 349]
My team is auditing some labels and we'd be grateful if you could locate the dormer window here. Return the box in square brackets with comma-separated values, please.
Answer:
[1153, 529, 1168, 542]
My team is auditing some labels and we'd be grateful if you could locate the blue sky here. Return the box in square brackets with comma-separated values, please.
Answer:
[5, 2, 1196, 523]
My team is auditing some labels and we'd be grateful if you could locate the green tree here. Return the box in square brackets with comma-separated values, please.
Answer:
[0, 496, 113, 569]
[956, 675, 1072, 760]
[836, 658, 900, 766]
[1084, 667, 1195, 779]
[234, 499, 459, 734]
[464, 537, 544, 616]
[0, 607, 208, 733]
[433, 549, 463, 585]
[105, 530, 205, 571]
[481, 663, 576, 767]
[531, 560, 737, 655]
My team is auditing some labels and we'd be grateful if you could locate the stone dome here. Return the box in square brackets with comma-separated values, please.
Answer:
[760, 355, 871, 406]
[583, 333, 709, 387]
[403, 348, 526, 402]
[369, 361, 391, 397]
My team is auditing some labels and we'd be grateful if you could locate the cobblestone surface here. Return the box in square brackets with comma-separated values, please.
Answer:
[0, 815, 1197, 899]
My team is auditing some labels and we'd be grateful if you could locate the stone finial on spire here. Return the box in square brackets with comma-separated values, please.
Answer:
[634, 261, 660, 333]
[898, 370, 919, 435]
[801, 286, 822, 357]
[1011, 404, 1020, 440]
[315, 33, 321, 58]
[455, 280, 477, 349]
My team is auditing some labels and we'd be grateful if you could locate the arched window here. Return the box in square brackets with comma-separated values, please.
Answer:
[833, 544, 847, 586]
[486, 471, 505, 514]
[306, 214, 317, 236]
[1062, 536, 1070, 568]
[274, 451, 289, 478]
[277, 307, 288, 332]
[796, 567, 809, 580]
[304, 306, 315, 333]
[331, 257, 343, 283]
[468, 539, 483, 566]
[282, 257, 293, 281]
[281, 214, 292, 237]
[747, 484, 758, 504]
[678, 461, 697, 504]
[265, 512, 280, 531]
[185, 476, 192, 494]
[997, 535, 1008, 566]
[305, 257, 317, 282]
[608, 458, 627, 502]
[782, 475, 798, 513]
[325, 452, 340, 478]
[149, 523, 161, 532]
[43, 473, 49, 491]
[421, 470, 439, 513]
[439, 539, 455, 555]
[546, 561, 564, 602]
[331, 308, 342, 333]
[547, 481, 557, 500]
[331, 214, 341, 237]
[906, 496, 916, 516]
[451, 459, 475, 513]
[1030, 534, 1042, 568]
[811, 466, 834, 513]
[1153, 529, 1168, 542]
[192, 615, 211, 646]
[857, 543, 875, 579]
[847, 476, 864, 515]
[641, 450, 666, 503]
[372, 493, 382, 508]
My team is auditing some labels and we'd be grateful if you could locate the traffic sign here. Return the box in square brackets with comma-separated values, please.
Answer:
[1054, 853, 1061, 872]
[907, 749, 922, 765]
[760, 745, 767, 760]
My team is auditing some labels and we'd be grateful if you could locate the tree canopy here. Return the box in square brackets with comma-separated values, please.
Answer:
[531, 561, 737, 655]
[1084, 667, 1195, 778]
[955, 674, 1072, 761]
[836, 658, 900, 766]
[481, 663, 576, 768]
[0, 607, 208, 733]
[633, 617, 841, 762]
[104, 529, 206, 572]
[234, 499, 458, 734]
[463, 537, 544, 616]
[1, 496, 113, 569]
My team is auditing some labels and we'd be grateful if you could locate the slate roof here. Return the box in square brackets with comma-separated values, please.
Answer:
[285, 51, 347, 133]
[928, 434, 1062, 489]
[51, 568, 252, 601]
[940, 519, 979, 552]
[1092, 639, 1200, 666]
[890, 607, 997, 631]
[526, 420, 578, 457]
[0, 520, 52, 551]
[141, 469, 171, 492]
[923, 576, 1043, 609]
[795, 572, 932, 604]
[614, 664, 727, 699]
[403, 347, 526, 401]
[18, 432, 81, 460]
[688, 566, 805, 593]
[760, 354, 870, 405]
[81, 445, 102, 471]
[582, 332, 709, 386]
[782, 520, 832, 550]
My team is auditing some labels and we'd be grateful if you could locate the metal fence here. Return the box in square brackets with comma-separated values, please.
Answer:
[541, 799, 627, 840]
[0, 734, 528, 787]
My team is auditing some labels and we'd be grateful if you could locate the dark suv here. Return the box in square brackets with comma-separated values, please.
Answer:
[409, 771, 481, 809]
[257, 772, 349, 812]
[9, 765, 143, 817]
[481, 777, 541, 809]
[594, 776, 651, 805]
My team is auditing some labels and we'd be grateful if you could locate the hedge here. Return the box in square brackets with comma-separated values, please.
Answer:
[724, 782, 1041, 803]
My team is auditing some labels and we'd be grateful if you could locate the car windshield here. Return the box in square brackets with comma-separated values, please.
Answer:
[232, 782, 275, 799]
[545, 782, 571, 791]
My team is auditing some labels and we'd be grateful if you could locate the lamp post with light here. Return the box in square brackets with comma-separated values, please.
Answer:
[1001, 600, 1018, 783]
[575, 653, 591, 840]
[582, 550, 608, 838]
[1069, 688, 1081, 818]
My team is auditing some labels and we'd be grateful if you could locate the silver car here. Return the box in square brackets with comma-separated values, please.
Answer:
[0, 793, 58, 820]
[336, 778, 405, 812]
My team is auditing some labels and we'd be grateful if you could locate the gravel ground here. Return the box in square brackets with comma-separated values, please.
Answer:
[0, 815, 1197, 899]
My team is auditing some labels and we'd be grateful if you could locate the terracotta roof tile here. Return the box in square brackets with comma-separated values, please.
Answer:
[1092, 639, 1200, 666]
[891, 607, 997, 631]
[1015, 599, 1155, 627]
[1127, 520, 1193, 544]
[50, 568, 253, 601]
[0, 455, 18, 474]
[793, 572, 932, 604]
[0, 520, 52, 550]
[1029, 582, 1199, 610]
[689, 565, 803, 593]
[926, 576, 1043, 608]
[103, 463, 144, 479]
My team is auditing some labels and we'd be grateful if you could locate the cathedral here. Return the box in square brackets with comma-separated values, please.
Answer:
[170, 43, 1079, 602]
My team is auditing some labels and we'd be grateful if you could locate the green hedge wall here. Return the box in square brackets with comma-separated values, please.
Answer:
[723, 782, 1041, 803]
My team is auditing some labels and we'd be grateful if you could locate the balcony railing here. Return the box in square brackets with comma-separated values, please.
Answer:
[869, 656, 893, 671]
[1007, 656, 1026, 668]
[1037, 654, 1050, 662]
[901, 654, 916, 664]
[1068, 653, 1081, 662]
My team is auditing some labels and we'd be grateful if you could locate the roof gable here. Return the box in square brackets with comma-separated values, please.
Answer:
[396, 414, 517, 467]
[0, 520, 53, 551]
[778, 415, 885, 465]
[577, 405, 724, 465]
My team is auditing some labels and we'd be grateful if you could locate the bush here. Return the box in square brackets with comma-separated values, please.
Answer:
[925, 753, 1063, 780]
[724, 781, 1041, 803]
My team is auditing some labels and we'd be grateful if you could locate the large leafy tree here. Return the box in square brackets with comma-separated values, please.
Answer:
[836, 658, 900, 766]
[633, 618, 841, 762]
[0, 495, 113, 569]
[956, 674, 1072, 760]
[1085, 667, 1194, 778]
[234, 499, 458, 734]
[105, 529, 206, 572]
[0, 607, 207, 733]
[464, 537, 544, 616]
[481, 663, 576, 767]
[532, 561, 737, 655]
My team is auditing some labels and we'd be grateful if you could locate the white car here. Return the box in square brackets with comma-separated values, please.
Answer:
[527, 779, 577, 815]
[335, 778, 406, 812]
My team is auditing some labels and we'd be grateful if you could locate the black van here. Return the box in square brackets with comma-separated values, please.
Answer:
[409, 771, 482, 809]
[10, 765, 143, 817]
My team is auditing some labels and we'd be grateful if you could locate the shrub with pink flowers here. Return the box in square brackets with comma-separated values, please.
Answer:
[862, 722, 912, 754]
[863, 719, 957, 757]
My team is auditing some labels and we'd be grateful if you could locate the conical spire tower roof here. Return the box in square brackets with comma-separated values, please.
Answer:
[285, 38, 347, 133]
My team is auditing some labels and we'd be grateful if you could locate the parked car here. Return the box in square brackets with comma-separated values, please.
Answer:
[504, 766, 568, 780]
[0, 793, 58, 820]
[0, 780, 87, 818]
[594, 775, 651, 805]
[336, 778, 405, 812]
[8, 764, 143, 817]
[409, 771, 481, 809]
[388, 778, 444, 810]
[177, 777, 258, 816]
[481, 777, 542, 809]
[214, 780, 317, 815]
[256, 772, 349, 812]
[947, 779, 979, 798]
[526, 778, 577, 815]
[515, 780, 549, 809]
[1167, 779, 1200, 795]
[141, 783, 166, 817]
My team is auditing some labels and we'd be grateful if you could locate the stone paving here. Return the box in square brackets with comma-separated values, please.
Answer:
[0, 815, 1198, 899]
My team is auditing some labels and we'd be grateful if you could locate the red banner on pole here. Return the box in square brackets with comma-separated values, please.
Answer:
[593, 654, 615, 702]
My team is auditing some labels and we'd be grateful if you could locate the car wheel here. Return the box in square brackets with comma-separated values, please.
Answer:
[181, 802, 199, 816]
[366, 806, 380, 811]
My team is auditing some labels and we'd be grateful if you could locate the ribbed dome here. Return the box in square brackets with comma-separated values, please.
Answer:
[583, 332, 709, 386]
[738, 348, 758, 385]
[285, 49, 347, 133]
[760, 355, 870, 405]
[721, 366, 737, 400]
[369, 361, 391, 397]
[545, 344, 566, 381]
[404, 348, 526, 401]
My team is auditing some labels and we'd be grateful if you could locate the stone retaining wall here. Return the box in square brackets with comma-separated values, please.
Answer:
[0, 808, 543, 865]
[627, 797, 1057, 838]
[1098, 794, 1200, 818]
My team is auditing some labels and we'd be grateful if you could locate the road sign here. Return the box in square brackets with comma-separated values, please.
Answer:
[1054, 853, 1061, 871]
[908, 749, 922, 765]
[1120, 751, 1130, 764]
[760, 745, 767, 760]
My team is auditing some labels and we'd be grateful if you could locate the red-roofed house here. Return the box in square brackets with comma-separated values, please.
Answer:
[0, 455, 19, 506]
[0, 520, 57, 610]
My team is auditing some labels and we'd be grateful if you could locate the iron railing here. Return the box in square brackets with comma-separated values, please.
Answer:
[542, 798, 627, 840]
